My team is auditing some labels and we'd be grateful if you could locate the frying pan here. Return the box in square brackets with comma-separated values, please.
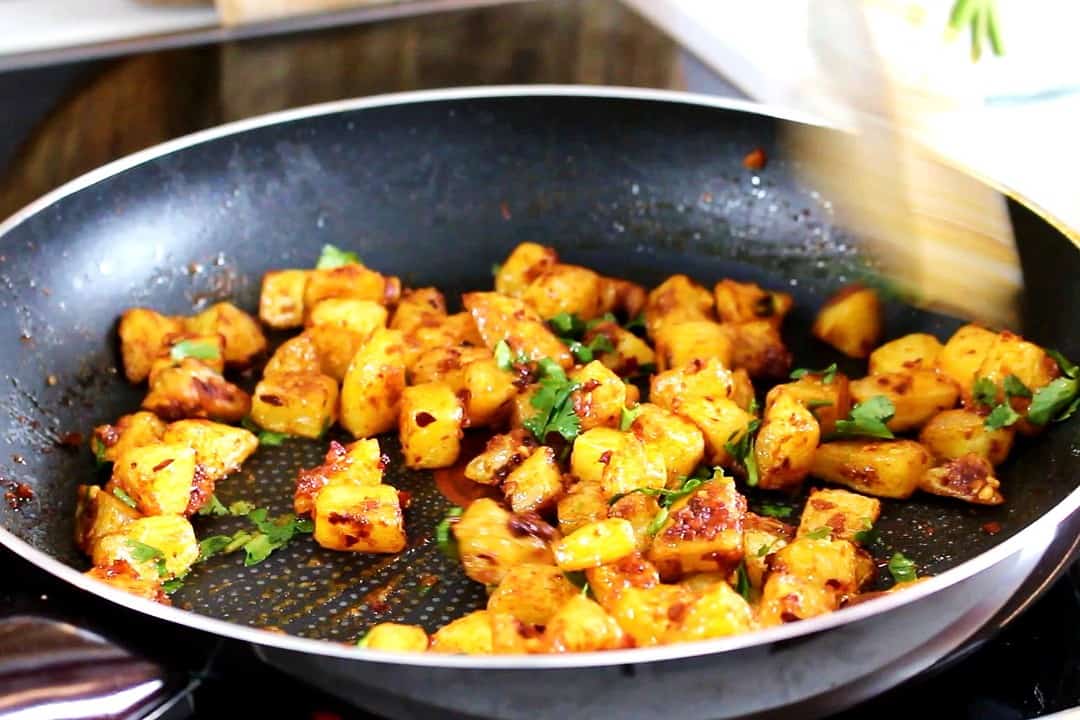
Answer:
[0, 86, 1078, 720]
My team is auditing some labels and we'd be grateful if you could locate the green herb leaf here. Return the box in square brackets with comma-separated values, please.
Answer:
[356, 632, 371, 648]
[161, 577, 184, 594]
[197, 494, 229, 516]
[197, 535, 234, 562]
[315, 244, 360, 269]
[170, 339, 220, 362]
[804, 527, 832, 540]
[491, 263, 502, 277]
[228, 500, 254, 516]
[549, 312, 586, 338]
[805, 399, 834, 411]
[494, 340, 513, 371]
[585, 312, 618, 330]
[831, 396, 895, 440]
[258, 430, 289, 446]
[646, 506, 670, 536]
[112, 487, 138, 510]
[1047, 349, 1079, 379]
[734, 561, 752, 602]
[888, 552, 917, 583]
[1027, 377, 1080, 426]
[91, 437, 110, 468]
[436, 507, 463, 559]
[723, 419, 762, 486]
[620, 405, 642, 432]
[985, 402, 1021, 430]
[853, 518, 878, 546]
[242, 535, 276, 566]
[755, 542, 774, 558]
[229, 509, 314, 566]
[127, 540, 164, 564]
[563, 570, 589, 592]
[972, 376, 998, 408]
[790, 363, 838, 384]
[1003, 374, 1032, 399]
[610, 475, 709, 510]
[624, 313, 647, 334]
[522, 359, 581, 443]
[756, 503, 793, 519]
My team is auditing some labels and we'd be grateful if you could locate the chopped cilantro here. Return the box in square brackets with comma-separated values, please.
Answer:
[549, 312, 586, 337]
[790, 363, 838, 384]
[972, 376, 998, 408]
[112, 487, 138, 510]
[198, 535, 234, 562]
[197, 494, 229, 516]
[888, 552, 917, 583]
[436, 507, 463, 559]
[724, 419, 762, 486]
[612, 473, 713, 535]
[356, 632, 371, 648]
[228, 500, 255, 516]
[91, 437, 110, 468]
[804, 527, 832, 540]
[1003, 374, 1032, 399]
[585, 312, 618, 330]
[624, 313, 647, 334]
[620, 405, 642, 431]
[805, 399, 833, 411]
[170, 339, 220, 362]
[315, 244, 360, 269]
[1047, 349, 1079, 379]
[985, 403, 1021, 430]
[522, 357, 581, 443]
[853, 518, 878, 545]
[566, 335, 615, 364]
[646, 507, 670, 536]
[162, 577, 184, 594]
[1028, 375, 1080, 425]
[491, 263, 502, 277]
[126, 540, 168, 577]
[755, 542, 774, 558]
[831, 396, 895, 440]
[734, 562, 752, 602]
[756, 503, 793, 519]
[241, 508, 313, 566]
[258, 430, 289, 446]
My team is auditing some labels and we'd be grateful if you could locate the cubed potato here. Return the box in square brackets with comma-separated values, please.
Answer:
[975, 331, 1059, 422]
[869, 333, 944, 375]
[758, 537, 858, 626]
[919, 454, 1004, 505]
[607, 277, 648, 319]
[553, 518, 637, 571]
[609, 584, 697, 647]
[91, 411, 166, 465]
[647, 474, 746, 580]
[665, 580, 754, 642]
[586, 321, 656, 378]
[185, 302, 266, 367]
[523, 263, 608, 320]
[644, 275, 714, 339]
[556, 480, 609, 536]
[360, 623, 429, 652]
[570, 361, 628, 432]
[608, 491, 662, 551]
[727, 320, 793, 378]
[161, 420, 257, 482]
[540, 595, 628, 652]
[810, 440, 931, 499]
[110, 443, 198, 516]
[295, 439, 385, 515]
[250, 372, 337, 439]
[742, 512, 795, 590]
[264, 334, 322, 376]
[628, 403, 705, 484]
[509, 386, 539, 430]
[849, 370, 959, 432]
[304, 325, 365, 381]
[937, 323, 997, 397]
[599, 434, 667, 498]
[676, 396, 756, 467]
[91, 515, 199, 579]
[307, 298, 388, 341]
[75, 485, 141, 555]
[919, 409, 1014, 465]
[143, 359, 250, 423]
[773, 374, 852, 437]
[399, 382, 464, 470]
[390, 287, 447, 333]
[570, 428, 626, 485]
[313, 484, 406, 553]
[464, 430, 538, 486]
[429, 611, 494, 655]
[410, 346, 490, 386]
[84, 564, 167, 604]
[495, 242, 559, 298]
[584, 553, 660, 611]
[653, 320, 734, 372]
[713, 279, 793, 327]
[463, 292, 573, 368]
[340, 328, 407, 438]
[453, 499, 555, 585]
[487, 564, 578, 626]
[462, 358, 516, 427]
[407, 313, 483, 362]
[812, 284, 882, 359]
[303, 263, 401, 309]
[650, 357, 744, 413]
[489, 612, 544, 654]
[797, 488, 881, 544]
[503, 446, 564, 514]
[159, 333, 226, 375]
[259, 269, 309, 329]
[118, 308, 185, 383]
[755, 388, 820, 490]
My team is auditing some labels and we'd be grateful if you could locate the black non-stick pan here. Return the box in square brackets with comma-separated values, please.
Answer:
[0, 87, 1078, 720]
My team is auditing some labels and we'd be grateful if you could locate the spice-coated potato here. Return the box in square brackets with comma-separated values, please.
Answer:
[647, 475, 746, 580]
[409, 346, 491, 387]
[553, 518, 637, 571]
[91, 411, 166, 465]
[810, 440, 931, 499]
[868, 333, 943, 375]
[570, 361, 629, 432]
[918, 409, 1014, 465]
[340, 328, 407, 438]
[486, 564, 579, 626]
[184, 302, 267, 367]
[502, 445, 564, 514]
[755, 388, 820, 490]
[406, 313, 483, 365]
[772, 374, 851, 437]
[584, 553, 661, 611]
[143, 359, 250, 423]
[650, 357, 744, 413]
[919, 454, 1004, 505]
[609, 584, 697, 647]
[608, 491, 662, 552]
[263, 334, 322, 376]
[586, 320, 656, 378]
[675, 396, 756, 468]
[849, 370, 959, 432]
[758, 537, 858, 626]
[664, 580, 754, 642]
[259, 269, 309, 329]
[556, 480, 609, 536]
[453, 498, 556, 586]
[91, 515, 199, 579]
[313, 484, 406, 553]
[429, 611, 494, 654]
[250, 372, 337, 439]
[85, 564, 167, 604]
[464, 292, 573, 369]
[464, 430, 538, 486]
[727, 319, 793, 379]
[495, 242, 559, 298]
[569, 427, 626, 486]
[975, 331, 1059, 431]
[294, 439, 385, 515]
[489, 613, 544, 655]
[299, 325, 365, 381]
[644, 275, 715, 339]
[390, 287, 447, 333]
[307, 298, 388, 339]
[713, 278, 793, 327]
[523, 263, 609, 320]
[110, 443, 198, 516]
[303, 263, 401, 310]
[937, 323, 997, 398]
[118, 308, 185, 383]
[599, 433, 667, 498]
[811, 285, 882, 359]
[161, 420, 257, 483]
[399, 382, 464, 470]
[75, 485, 141, 555]
[361, 623, 429, 652]
[797, 488, 881, 544]
[653, 320, 734, 372]
[742, 512, 795, 590]
[153, 333, 226, 376]
[628, 403, 705, 484]
[540, 595, 629, 652]
[461, 358, 517, 427]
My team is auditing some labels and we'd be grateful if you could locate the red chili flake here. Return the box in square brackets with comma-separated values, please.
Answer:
[982, 521, 1002, 535]
[415, 412, 436, 428]
[397, 490, 413, 510]
[57, 431, 83, 449]
[507, 512, 556, 541]
[743, 147, 767, 170]
[598, 450, 613, 465]
[152, 458, 175, 472]
[4, 482, 34, 510]
[499, 201, 512, 220]
[259, 394, 284, 407]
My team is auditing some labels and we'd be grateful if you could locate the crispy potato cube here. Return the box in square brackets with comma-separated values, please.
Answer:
[408, 346, 490, 386]
[185, 302, 266, 367]
[495, 242, 559, 298]
[755, 388, 820, 490]
[340, 328, 407, 438]
[540, 595, 628, 652]
[608, 492, 662, 551]
[304, 325, 365, 381]
[556, 480, 609, 536]
[303, 263, 401, 309]
[143, 359, 250, 422]
[503, 446, 564, 514]
[360, 623, 429, 652]
[665, 580, 754, 642]
[509, 386, 539, 429]
[812, 284, 882, 359]
[85, 563, 168, 604]
[570, 361, 628, 432]
[259, 269, 309, 329]
[713, 279, 793, 327]
[399, 382, 464, 469]
[628, 403, 705, 484]
[307, 298, 387, 339]
[758, 537, 858, 625]
[869, 333, 944, 375]
[118, 308, 186, 383]
[798, 488, 881, 544]
[570, 428, 626, 485]
[644, 275, 714, 339]
[553, 518, 637, 571]
[489, 612, 544, 654]
[653, 320, 734, 372]
[727, 320, 793, 378]
[111, 443, 197, 516]
[463, 292, 573, 369]
[429, 611, 494, 654]
[91, 411, 166, 465]
[919, 454, 1004, 505]
[407, 313, 483, 361]
[251, 372, 337, 439]
[742, 512, 795, 590]
[295, 439, 385, 515]
[607, 277, 648, 319]
[313, 484, 405, 553]
[610, 584, 696, 647]
[650, 357, 743, 413]
[600, 434, 667, 498]
[584, 553, 660, 611]
[390, 287, 447, 333]
[937, 323, 997, 397]
[453, 499, 555, 585]
[586, 321, 656, 378]
[464, 430, 538, 486]
[850, 370, 959, 432]
[75, 485, 141, 555]
[919, 409, 1014, 465]
[487, 564, 579, 626]
[810, 440, 931, 499]
[677, 396, 756, 467]
[156, 333, 226, 375]
[462, 358, 516, 427]
[975, 331, 1059, 426]
[523, 263, 608, 320]
[162, 420, 257, 482]
[648, 475, 746, 580]
[92, 515, 199, 579]
[775, 374, 852, 437]
[264, 334, 322, 376]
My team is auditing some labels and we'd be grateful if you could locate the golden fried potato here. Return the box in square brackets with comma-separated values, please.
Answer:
[758, 537, 857, 626]
[259, 269, 309, 329]
[608, 491, 662, 551]
[110, 443, 198, 516]
[556, 480, 609, 536]
[487, 564, 578, 626]
[495, 242, 559, 298]
[340, 328, 407, 438]
[570, 361, 628, 432]
[75, 485, 141, 555]
[919, 454, 1004, 505]
[849, 370, 959, 432]
[676, 396, 756, 468]
[405, 313, 483, 366]
[570, 427, 626, 486]
[463, 292, 573, 368]
[360, 623, 429, 652]
[250, 372, 337, 439]
[143, 359, 250, 423]
[774, 374, 851, 437]
[742, 512, 795, 590]
[429, 611, 494, 654]
[313, 484, 406, 553]
[461, 358, 517, 427]
[650, 357, 743, 412]
[599, 433, 667, 498]
[755, 388, 820, 490]
[609, 584, 696, 647]
[300, 325, 365, 381]
[303, 263, 401, 310]
[85, 563, 167, 604]
[503, 446, 564, 514]
[586, 320, 656, 377]
[553, 518, 637, 571]
[155, 333, 226, 375]
[390, 287, 447, 333]
[869, 333, 943, 375]
[264, 334, 322, 376]
[627, 403, 705, 484]
[644, 275, 714, 339]
[540, 595, 628, 652]
[812, 284, 882, 359]
[810, 440, 931, 499]
[665, 580, 754, 642]
[162, 420, 257, 482]
[919, 409, 1014, 465]
[91, 411, 166, 465]
[523, 263, 608, 320]
[647, 474, 746, 580]
[307, 298, 388, 340]
[92, 515, 199, 579]
[410, 346, 491, 387]
[294, 439, 385, 515]
[797, 488, 881, 544]
[453, 499, 555, 585]
[713, 278, 793, 327]
[727, 320, 793, 379]
[653, 320, 734, 372]
[118, 308, 185, 383]
[399, 382, 464, 469]
[937, 323, 997, 398]
[489, 613, 544, 654]
[464, 430, 538, 486]
[975, 331, 1059, 430]
[584, 553, 661, 611]
[185, 302, 266, 367]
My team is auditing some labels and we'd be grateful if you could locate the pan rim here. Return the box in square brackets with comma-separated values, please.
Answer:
[0, 83, 1077, 669]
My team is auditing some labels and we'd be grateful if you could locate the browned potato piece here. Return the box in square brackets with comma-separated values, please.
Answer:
[812, 284, 882, 359]
[742, 512, 795, 590]
[758, 537, 858, 626]
[429, 611, 494, 654]
[185, 302, 266, 367]
[599, 433, 667, 498]
[156, 333, 226, 375]
[340, 328, 407, 438]
[585, 320, 656, 378]
[259, 269, 309, 329]
[312, 484, 406, 553]
[91, 411, 166, 465]
[584, 553, 661, 611]
[495, 242, 559, 298]
[109, 443, 199, 516]
[91, 515, 199, 579]
[399, 382, 464, 469]
[869, 333, 944, 375]
[607, 277, 648, 319]
[489, 613, 544, 655]
[727, 320, 793, 378]
[390, 287, 447, 333]
[523, 263, 608, 320]
[650, 357, 744, 412]
[644, 275, 714, 339]
[143, 359, 250, 422]
[755, 388, 820, 490]
[653, 320, 734, 372]
[553, 518, 637, 571]
[628, 403, 705, 484]
[487, 564, 578, 626]
[162, 420, 257, 482]
[919, 454, 1004, 505]
[465, 430, 538, 486]
[797, 488, 881, 544]
[453, 498, 555, 585]
[677, 396, 756, 468]
[556, 480, 608, 536]
[301, 325, 365, 381]
[75, 485, 141, 555]
[569, 428, 625, 486]
[461, 358, 517, 427]
[713, 279, 793, 327]
[250, 372, 337, 439]
[919, 409, 1014, 465]
[540, 595, 629, 652]
[503, 446, 564, 514]
[264, 334, 322, 376]
[118, 308, 185, 383]
[776, 373, 852, 437]
[608, 491, 662, 551]
[294, 439, 385, 515]
[937, 323, 997, 398]
[811, 440, 931, 499]
[665, 580, 754, 642]
[975, 331, 1059, 429]
[648, 474, 746, 580]
[85, 563, 168, 604]
[407, 313, 483, 364]
[410, 346, 491, 387]
[570, 361, 628, 432]
[360, 623, 429, 652]
[609, 584, 696, 647]
[849, 370, 959, 432]
[307, 298, 387, 339]
[303, 263, 401, 310]
[464, 292, 573, 369]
